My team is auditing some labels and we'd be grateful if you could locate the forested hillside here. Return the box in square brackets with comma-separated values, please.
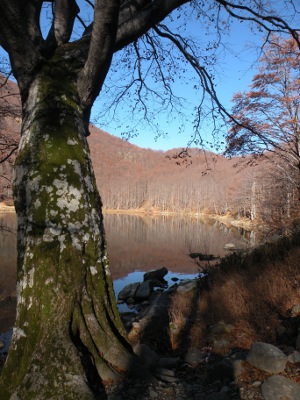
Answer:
[0, 77, 298, 230]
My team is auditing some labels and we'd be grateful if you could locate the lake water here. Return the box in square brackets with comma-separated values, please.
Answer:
[0, 212, 258, 337]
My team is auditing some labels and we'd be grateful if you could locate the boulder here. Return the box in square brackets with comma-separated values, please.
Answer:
[134, 280, 153, 301]
[117, 282, 140, 302]
[261, 375, 300, 400]
[246, 342, 287, 374]
[133, 343, 160, 370]
[287, 351, 300, 364]
[153, 367, 177, 383]
[144, 267, 168, 282]
[150, 278, 168, 288]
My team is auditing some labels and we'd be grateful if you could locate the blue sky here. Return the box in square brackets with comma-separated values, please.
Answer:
[91, 11, 266, 152]
[1, 2, 298, 152]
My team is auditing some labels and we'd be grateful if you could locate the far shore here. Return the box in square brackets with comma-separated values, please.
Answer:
[0, 203, 259, 232]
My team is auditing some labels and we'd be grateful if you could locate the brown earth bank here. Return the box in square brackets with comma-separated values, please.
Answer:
[1, 232, 300, 399]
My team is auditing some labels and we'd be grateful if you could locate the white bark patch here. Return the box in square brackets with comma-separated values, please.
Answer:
[28, 173, 42, 191]
[49, 209, 58, 217]
[84, 175, 94, 192]
[90, 266, 97, 276]
[105, 265, 111, 276]
[54, 179, 82, 213]
[83, 233, 90, 242]
[67, 138, 78, 145]
[43, 226, 62, 242]
[45, 186, 53, 193]
[13, 327, 27, 340]
[19, 127, 32, 150]
[72, 236, 81, 251]
[58, 234, 67, 252]
[67, 159, 82, 176]
[21, 274, 28, 291]
[28, 296, 33, 309]
[45, 278, 54, 285]
[34, 199, 41, 208]
[28, 268, 35, 288]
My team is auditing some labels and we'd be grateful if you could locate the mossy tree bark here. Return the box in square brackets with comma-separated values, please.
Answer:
[0, 53, 144, 399]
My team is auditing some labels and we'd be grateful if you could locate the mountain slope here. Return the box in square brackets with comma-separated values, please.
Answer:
[0, 77, 297, 229]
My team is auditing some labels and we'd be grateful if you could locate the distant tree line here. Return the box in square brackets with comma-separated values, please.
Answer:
[97, 150, 298, 232]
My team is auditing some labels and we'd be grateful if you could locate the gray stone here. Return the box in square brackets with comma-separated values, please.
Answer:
[120, 312, 136, 329]
[184, 348, 206, 367]
[126, 297, 135, 305]
[144, 267, 168, 282]
[135, 280, 153, 301]
[246, 342, 287, 374]
[154, 367, 175, 377]
[252, 380, 262, 387]
[118, 282, 140, 301]
[261, 375, 300, 400]
[288, 350, 300, 364]
[133, 343, 160, 370]
[153, 367, 178, 383]
[148, 388, 159, 398]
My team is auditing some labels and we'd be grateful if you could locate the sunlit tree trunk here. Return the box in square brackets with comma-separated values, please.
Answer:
[0, 59, 143, 399]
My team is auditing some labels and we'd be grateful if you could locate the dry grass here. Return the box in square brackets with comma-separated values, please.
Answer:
[168, 233, 300, 354]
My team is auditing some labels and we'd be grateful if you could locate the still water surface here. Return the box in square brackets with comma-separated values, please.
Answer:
[0, 212, 258, 334]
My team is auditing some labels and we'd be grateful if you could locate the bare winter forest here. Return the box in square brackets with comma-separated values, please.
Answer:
[0, 76, 298, 231]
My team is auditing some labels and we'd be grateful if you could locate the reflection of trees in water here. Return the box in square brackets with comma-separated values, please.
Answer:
[0, 212, 258, 287]
[105, 214, 257, 279]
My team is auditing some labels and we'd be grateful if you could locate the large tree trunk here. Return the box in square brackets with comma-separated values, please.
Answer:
[0, 57, 143, 399]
